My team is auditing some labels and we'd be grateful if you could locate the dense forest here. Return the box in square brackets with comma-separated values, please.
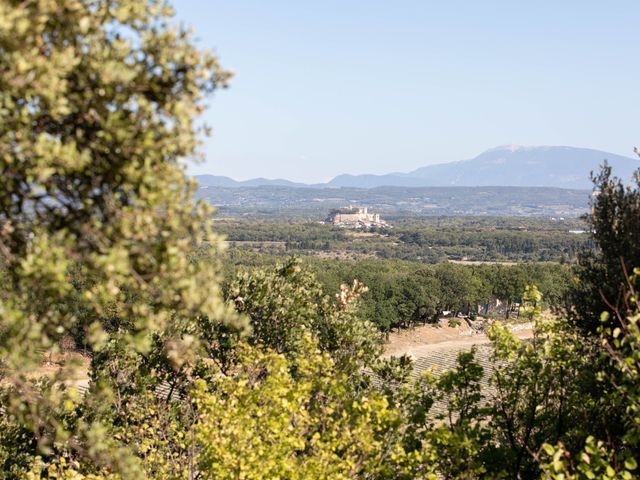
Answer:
[1, 2, 640, 479]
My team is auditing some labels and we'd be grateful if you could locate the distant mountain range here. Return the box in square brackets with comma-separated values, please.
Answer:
[195, 146, 639, 190]
[195, 174, 310, 188]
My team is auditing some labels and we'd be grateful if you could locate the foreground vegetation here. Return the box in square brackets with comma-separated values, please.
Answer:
[1, 1, 640, 479]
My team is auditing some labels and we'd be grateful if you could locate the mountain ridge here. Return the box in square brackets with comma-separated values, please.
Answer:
[195, 146, 639, 189]
[195, 174, 311, 188]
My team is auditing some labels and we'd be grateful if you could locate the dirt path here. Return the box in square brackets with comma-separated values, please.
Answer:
[384, 319, 534, 359]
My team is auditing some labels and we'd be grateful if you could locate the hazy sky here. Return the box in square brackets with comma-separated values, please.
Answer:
[175, 1, 640, 183]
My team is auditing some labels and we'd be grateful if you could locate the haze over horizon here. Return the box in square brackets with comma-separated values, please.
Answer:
[176, 1, 640, 183]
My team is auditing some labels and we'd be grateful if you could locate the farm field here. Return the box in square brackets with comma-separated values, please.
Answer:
[384, 319, 534, 358]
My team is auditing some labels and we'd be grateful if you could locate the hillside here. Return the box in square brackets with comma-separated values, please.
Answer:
[327, 146, 639, 189]
[409, 145, 638, 188]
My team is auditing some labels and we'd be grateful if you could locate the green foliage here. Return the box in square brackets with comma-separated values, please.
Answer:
[25, 457, 119, 480]
[0, 0, 237, 474]
[436, 349, 484, 428]
[486, 315, 592, 477]
[571, 163, 640, 332]
[108, 391, 198, 479]
[228, 259, 325, 354]
[221, 249, 573, 331]
[541, 436, 636, 480]
[226, 258, 383, 374]
[308, 258, 571, 330]
[370, 278, 640, 479]
[396, 225, 590, 262]
[195, 340, 429, 480]
[426, 349, 489, 478]
[540, 269, 640, 478]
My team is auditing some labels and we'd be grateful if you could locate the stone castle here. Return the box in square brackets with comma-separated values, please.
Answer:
[325, 206, 387, 228]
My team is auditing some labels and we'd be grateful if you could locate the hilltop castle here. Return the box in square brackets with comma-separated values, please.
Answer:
[325, 206, 387, 228]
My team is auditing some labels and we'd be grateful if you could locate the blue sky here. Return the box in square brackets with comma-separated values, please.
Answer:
[175, 1, 640, 183]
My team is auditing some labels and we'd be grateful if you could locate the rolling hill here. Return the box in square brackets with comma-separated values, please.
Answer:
[195, 174, 308, 188]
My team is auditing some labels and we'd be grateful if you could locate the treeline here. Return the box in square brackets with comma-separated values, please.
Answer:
[224, 251, 572, 331]
[396, 228, 590, 262]
[387, 215, 587, 229]
[314, 260, 571, 330]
